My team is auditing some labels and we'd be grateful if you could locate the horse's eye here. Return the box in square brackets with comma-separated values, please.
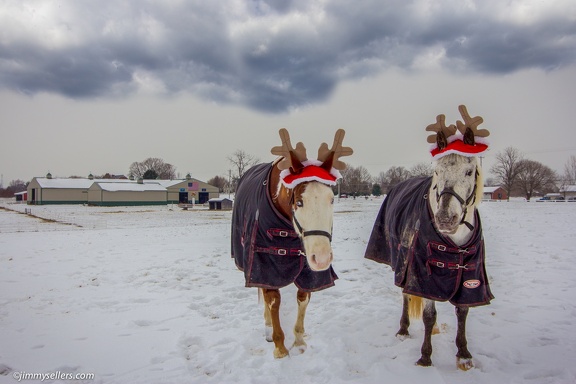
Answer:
[331, 198, 334, 204]
[296, 200, 303, 208]
[466, 170, 473, 177]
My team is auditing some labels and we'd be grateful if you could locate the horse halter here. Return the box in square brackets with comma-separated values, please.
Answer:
[289, 188, 333, 242]
[290, 207, 333, 242]
[433, 170, 478, 231]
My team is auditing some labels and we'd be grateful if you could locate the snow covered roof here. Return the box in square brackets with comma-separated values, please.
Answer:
[35, 178, 132, 189]
[209, 197, 232, 202]
[560, 185, 576, 193]
[34, 177, 196, 190]
[483, 186, 503, 193]
[95, 182, 167, 192]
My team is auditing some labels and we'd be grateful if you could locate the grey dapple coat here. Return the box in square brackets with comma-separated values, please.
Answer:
[365, 176, 493, 306]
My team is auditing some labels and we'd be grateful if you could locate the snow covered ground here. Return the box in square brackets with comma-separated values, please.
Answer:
[0, 197, 575, 384]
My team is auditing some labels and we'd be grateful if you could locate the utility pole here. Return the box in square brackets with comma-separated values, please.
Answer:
[228, 169, 232, 198]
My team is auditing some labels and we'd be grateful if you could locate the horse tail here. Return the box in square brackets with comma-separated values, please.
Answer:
[408, 294, 424, 319]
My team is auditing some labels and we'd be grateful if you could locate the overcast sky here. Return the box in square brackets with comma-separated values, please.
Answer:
[1, 0, 576, 186]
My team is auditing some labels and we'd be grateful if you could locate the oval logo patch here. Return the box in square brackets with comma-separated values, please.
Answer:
[463, 279, 481, 289]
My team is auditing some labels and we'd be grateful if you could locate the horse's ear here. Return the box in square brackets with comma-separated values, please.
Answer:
[456, 105, 490, 140]
[426, 114, 456, 147]
[289, 150, 305, 174]
[463, 127, 475, 145]
[320, 151, 335, 172]
[318, 129, 353, 170]
[436, 131, 448, 150]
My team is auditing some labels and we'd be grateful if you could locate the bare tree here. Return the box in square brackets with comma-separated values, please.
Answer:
[128, 158, 176, 180]
[564, 155, 576, 184]
[490, 147, 523, 200]
[382, 166, 411, 193]
[228, 150, 259, 180]
[516, 160, 558, 200]
[207, 175, 227, 192]
[0, 179, 27, 197]
[410, 162, 433, 178]
[375, 171, 387, 191]
[340, 166, 372, 196]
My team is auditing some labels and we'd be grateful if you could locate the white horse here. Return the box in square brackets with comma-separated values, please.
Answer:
[365, 105, 494, 370]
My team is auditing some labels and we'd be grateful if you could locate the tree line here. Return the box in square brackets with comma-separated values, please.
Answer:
[2, 151, 575, 201]
[0, 157, 177, 198]
[208, 148, 576, 201]
[490, 148, 575, 201]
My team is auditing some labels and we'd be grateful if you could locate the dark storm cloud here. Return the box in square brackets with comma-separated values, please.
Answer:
[1, 0, 575, 112]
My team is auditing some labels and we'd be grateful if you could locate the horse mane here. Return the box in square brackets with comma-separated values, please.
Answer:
[270, 159, 293, 219]
[474, 161, 484, 208]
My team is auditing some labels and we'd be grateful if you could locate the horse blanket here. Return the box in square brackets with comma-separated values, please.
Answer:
[231, 162, 338, 292]
[364, 176, 493, 306]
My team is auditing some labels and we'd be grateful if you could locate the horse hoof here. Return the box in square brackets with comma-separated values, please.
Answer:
[274, 347, 290, 359]
[396, 334, 409, 341]
[416, 357, 432, 367]
[457, 358, 474, 371]
[395, 331, 409, 341]
[290, 341, 307, 355]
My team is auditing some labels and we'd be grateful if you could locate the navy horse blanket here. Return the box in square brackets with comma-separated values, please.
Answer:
[231, 162, 338, 292]
[364, 177, 493, 306]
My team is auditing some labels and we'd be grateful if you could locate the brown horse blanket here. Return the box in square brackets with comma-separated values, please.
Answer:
[231, 162, 338, 292]
[364, 177, 493, 306]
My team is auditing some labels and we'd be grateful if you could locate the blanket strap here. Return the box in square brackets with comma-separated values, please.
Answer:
[267, 228, 300, 239]
[255, 246, 302, 256]
[426, 258, 477, 275]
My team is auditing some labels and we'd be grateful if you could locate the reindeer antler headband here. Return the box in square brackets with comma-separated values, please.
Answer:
[271, 128, 353, 188]
[426, 105, 490, 159]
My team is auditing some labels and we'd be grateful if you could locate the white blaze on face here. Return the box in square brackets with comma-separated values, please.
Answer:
[293, 182, 334, 271]
[433, 155, 478, 234]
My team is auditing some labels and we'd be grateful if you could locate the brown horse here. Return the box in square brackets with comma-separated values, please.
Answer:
[365, 105, 494, 370]
[232, 129, 352, 358]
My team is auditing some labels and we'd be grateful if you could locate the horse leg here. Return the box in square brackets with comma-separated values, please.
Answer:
[262, 290, 273, 342]
[262, 288, 289, 358]
[396, 293, 411, 339]
[291, 289, 310, 354]
[416, 299, 436, 367]
[455, 305, 474, 370]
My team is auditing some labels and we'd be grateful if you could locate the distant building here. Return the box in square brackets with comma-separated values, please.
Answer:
[208, 197, 233, 210]
[483, 186, 508, 201]
[27, 173, 219, 206]
[559, 185, 576, 199]
[14, 191, 27, 202]
[88, 181, 167, 206]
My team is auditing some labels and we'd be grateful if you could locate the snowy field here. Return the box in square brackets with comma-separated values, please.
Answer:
[0, 197, 575, 384]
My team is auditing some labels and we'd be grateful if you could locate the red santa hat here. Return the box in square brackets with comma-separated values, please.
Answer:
[279, 160, 342, 189]
[427, 105, 490, 160]
[430, 133, 489, 160]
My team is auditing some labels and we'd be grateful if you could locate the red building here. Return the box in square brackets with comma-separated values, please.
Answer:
[483, 186, 507, 201]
